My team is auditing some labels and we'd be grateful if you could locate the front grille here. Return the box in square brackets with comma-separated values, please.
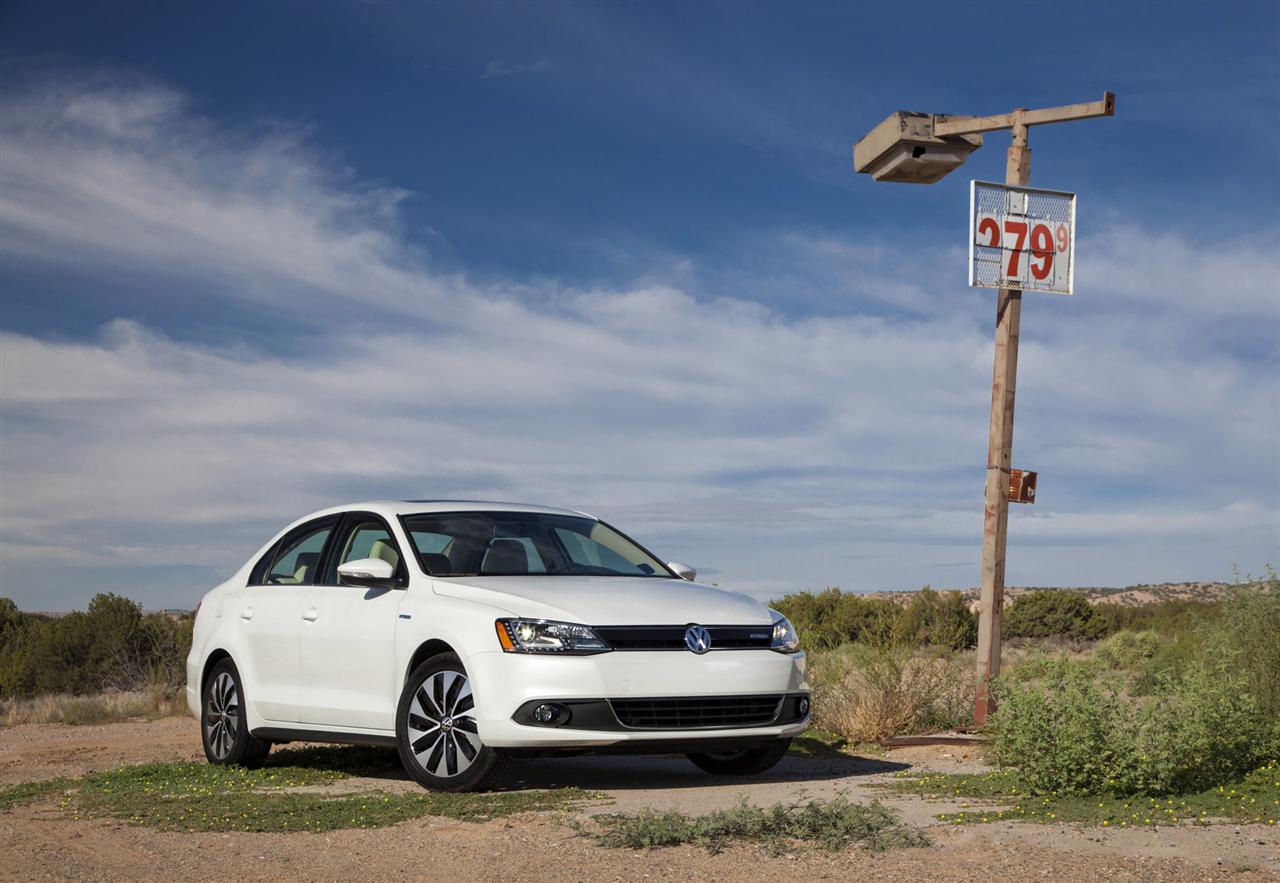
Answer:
[609, 695, 783, 729]
[593, 625, 773, 651]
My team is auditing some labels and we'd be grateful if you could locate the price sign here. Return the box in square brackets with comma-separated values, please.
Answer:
[969, 181, 1075, 295]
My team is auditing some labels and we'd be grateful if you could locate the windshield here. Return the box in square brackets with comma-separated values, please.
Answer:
[400, 511, 673, 578]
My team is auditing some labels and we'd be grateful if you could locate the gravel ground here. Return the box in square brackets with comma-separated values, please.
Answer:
[2, 716, 1277, 881]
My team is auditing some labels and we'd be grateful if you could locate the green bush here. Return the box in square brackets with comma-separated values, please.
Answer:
[988, 654, 1278, 796]
[1129, 575, 1279, 703]
[1093, 629, 1161, 670]
[770, 588, 899, 651]
[0, 594, 192, 700]
[1002, 647, 1071, 683]
[987, 660, 1133, 795]
[1213, 571, 1280, 719]
[1004, 590, 1108, 642]
[1131, 663, 1275, 795]
[1094, 599, 1220, 636]
[894, 588, 977, 650]
[771, 586, 975, 652]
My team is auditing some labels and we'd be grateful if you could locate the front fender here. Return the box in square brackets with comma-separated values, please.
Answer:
[392, 582, 517, 719]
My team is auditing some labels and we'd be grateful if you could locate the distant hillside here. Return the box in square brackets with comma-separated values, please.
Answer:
[863, 581, 1236, 612]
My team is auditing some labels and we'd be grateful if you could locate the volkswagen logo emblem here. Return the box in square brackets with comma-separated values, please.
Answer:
[684, 624, 711, 654]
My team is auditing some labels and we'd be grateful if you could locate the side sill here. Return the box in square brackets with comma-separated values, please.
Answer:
[251, 726, 397, 748]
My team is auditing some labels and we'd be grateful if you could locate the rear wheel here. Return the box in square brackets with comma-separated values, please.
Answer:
[201, 659, 271, 766]
[395, 653, 510, 792]
[686, 739, 791, 775]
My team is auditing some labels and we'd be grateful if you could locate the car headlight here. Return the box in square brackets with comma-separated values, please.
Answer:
[768, 610, 800, 654]
[495, 619, 611, 655]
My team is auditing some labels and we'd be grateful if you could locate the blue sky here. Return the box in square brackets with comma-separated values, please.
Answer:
[1, 1, 1277, 610]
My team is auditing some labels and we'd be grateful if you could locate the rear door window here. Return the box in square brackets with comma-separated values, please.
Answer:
[262, 520, 336, 585]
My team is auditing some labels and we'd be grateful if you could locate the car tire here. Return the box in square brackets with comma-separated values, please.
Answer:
[686, 739, 791, 776]
[201, 658, 272, 767]
[395, 653, 510, 792]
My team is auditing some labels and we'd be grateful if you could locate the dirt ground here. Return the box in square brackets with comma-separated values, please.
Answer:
[2, 716, 1277, 881]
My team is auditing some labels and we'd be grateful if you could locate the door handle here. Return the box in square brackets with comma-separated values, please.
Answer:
[302, 608, 319, 622]
[240, 607, 254, 621]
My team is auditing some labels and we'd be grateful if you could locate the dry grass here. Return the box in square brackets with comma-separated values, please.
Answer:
[808, 639, 1102, 744]
[809, 642, 972, 743]
[1, 688, 190, 727]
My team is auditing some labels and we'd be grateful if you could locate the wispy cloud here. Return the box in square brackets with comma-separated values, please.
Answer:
[480, 59, 553, 79]
[1, 75, 1276, 608]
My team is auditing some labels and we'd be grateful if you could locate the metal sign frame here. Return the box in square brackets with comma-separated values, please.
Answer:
[968, 180, 1076, 295]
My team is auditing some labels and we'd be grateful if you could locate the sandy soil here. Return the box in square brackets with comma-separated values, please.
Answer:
[2, 717, 1277, 882]
[0, 716, 203, 786]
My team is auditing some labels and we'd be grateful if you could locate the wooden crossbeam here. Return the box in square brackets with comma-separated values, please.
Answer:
[933, 92, 1115, 137]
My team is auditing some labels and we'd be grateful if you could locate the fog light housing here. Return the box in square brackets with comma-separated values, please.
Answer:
[798, 697, 810, 717]
[532, 703, 562, 724]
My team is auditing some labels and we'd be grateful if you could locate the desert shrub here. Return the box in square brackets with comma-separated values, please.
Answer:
[988, 656, 1277, 796]
[809, 640, 971, 743]
[21, 610, 100, 695]
[0, 595, 192, 701]
[1094, 598, 1220, 635]
[987, 659, 1132, 795]
[894, 588, 977, 650]
[1093, 629, 1161, 670]
[0, 599, 23, 641]
[1131, 629, 1208, 694]
[590, 796, 928, 853]
[1131, 663, 1276, 794]
[1211, 571, 1280, 719]
[0, 600, 36, 697]
[1130, 575, 1279, 703]
[1003, 590, 1107, 641]
[771, 588, 899, 651]
[1002, 646, 1073, 682]
[110, 613, 193, 694]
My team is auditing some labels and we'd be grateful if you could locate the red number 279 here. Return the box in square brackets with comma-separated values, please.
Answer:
[977, 217, 1058, 281]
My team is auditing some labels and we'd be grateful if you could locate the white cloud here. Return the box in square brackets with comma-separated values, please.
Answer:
[1, 79, 438, 319]
[1080, 225, 1280, 319]
[1, 76, 1277, 609]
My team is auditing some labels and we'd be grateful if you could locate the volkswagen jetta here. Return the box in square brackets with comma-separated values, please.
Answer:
[186, 501, 809, 791]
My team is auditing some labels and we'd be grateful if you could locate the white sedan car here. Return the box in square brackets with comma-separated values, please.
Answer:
[187, 501, 810, 791]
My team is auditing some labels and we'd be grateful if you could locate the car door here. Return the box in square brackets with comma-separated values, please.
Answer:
[239, 516, 338, 723]
[298, 512, 406, 730]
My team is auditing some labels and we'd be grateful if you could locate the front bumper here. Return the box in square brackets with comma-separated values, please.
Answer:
[465, 648, 809, 748]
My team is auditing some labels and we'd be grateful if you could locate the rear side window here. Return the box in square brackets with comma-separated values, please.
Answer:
[254, 519, 336, 586]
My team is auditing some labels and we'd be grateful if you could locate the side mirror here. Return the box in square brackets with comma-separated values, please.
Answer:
[668, 561, 697, 582]
[337, 558, 399, 589]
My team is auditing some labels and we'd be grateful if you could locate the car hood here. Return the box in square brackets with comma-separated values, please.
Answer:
[431, 575, 773, 625]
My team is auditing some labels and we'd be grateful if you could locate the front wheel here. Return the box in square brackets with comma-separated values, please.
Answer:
[686, 739, 791, 776]
[395, 654, 510, 792]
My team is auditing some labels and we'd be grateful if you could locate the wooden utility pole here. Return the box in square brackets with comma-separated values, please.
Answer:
[972, 120, 1030, 724]
[854, 92, 1115, 726]
[933, 95, 1114, 725]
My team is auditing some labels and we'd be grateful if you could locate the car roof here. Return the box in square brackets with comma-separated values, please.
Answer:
[297, 500, 596, 522]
